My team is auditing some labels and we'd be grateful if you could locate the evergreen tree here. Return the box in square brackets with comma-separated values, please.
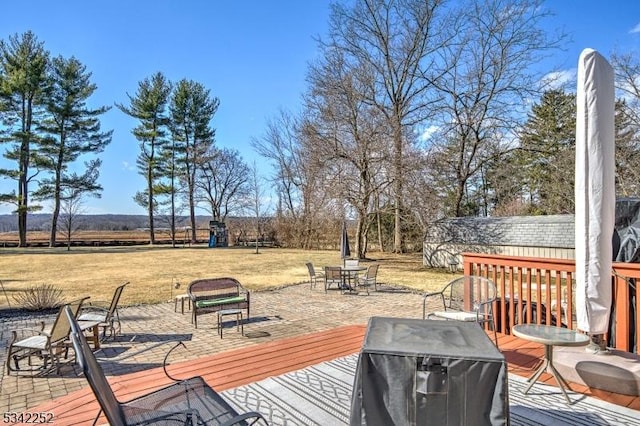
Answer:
[517, 90, 576, 214]
[35, 55, 112, 247]
[169, 79, 219, 242]
[0, 31, 49, 246]
[116, 72, 171, 244]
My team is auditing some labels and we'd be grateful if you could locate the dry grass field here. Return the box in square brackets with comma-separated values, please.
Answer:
[0, 244, 455, 309]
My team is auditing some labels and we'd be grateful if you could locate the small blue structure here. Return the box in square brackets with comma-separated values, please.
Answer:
[208, 220, 228, 248]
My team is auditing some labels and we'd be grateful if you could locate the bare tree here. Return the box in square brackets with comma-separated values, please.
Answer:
[252, 109, 330, 249]
[324, 0, 448, 252]
[246, 161, 268, 254]
[196, 146, 250, 221]
[430, 0, 564, 217]
[611, 51, 640, 197]
[304, 45, 391, 258]
[612, 50, 640, 124]
[59, 187, 87, 251]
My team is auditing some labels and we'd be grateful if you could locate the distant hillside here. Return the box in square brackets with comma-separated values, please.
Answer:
[0, 214, 216, 232]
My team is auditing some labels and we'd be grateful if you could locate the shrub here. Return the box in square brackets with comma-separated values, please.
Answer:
[13, 284, 64, 311]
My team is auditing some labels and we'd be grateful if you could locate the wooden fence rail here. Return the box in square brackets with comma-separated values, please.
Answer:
[463, 252, 640, 353]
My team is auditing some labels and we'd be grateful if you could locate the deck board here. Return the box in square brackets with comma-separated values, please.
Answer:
[30, 325, 640, 425]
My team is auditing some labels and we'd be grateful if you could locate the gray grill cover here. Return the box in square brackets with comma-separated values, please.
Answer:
[350, 317, 509, 426]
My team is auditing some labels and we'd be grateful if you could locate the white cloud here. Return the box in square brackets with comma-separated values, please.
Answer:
[630, 22, 640, 34]
[121, 161, 135, 171]
[417, 125, 439, 143]
[540, 69, 577, 90]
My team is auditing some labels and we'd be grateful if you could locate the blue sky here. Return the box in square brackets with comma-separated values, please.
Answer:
[0, 1, 639, 215]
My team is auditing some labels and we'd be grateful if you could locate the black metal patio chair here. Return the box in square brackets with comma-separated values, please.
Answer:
[65, 305, 268, 426]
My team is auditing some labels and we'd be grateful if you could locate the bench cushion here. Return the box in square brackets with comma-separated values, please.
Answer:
[195, 296, 247, 309]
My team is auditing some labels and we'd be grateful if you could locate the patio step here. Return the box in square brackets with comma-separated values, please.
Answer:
[554, 346, 640, 396]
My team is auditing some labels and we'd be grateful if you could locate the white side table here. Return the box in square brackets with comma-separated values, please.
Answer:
[174, 294, 191, 314]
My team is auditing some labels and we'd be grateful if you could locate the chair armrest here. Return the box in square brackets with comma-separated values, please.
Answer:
[85, 300, 110, 308]
[79, 306, 110, 314]
[219, 411, 267, 426]
[163, 342, 187, 382]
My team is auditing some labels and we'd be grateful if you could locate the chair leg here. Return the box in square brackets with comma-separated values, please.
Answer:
[491, 316, 499, 347]
[6, 346, 16, 374]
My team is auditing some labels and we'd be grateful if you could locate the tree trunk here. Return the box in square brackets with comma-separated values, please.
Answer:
[189, 182, 197, 243]
[147, 165, 156, 244]
[393, 119, 403, 253]
[18, 158, 28, 247]
[454, 179, 466, 217]
[376, 193, 385, 252]
[50, 203, 60, 248]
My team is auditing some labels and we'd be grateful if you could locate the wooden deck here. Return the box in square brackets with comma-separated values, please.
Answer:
[32, 325, 640, 425]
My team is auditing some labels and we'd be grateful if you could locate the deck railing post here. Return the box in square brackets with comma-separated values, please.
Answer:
[613, 273, 631, 352]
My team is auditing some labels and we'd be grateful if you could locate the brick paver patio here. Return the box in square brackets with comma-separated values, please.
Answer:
[0, 282, 428, 413]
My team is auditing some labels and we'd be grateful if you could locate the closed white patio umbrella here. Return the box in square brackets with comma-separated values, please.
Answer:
[575, 48, 615, 352]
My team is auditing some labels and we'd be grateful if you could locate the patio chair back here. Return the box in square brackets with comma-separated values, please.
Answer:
[306, 262, 322, 289]
[324, 266, 343, 292]
[107, 282, 128, 316]
[365, 264, 379, 280]
[78, 282, 128, 340]
[306, 262, 316, 278]
[360, 264, 380, 292]
[445, 276, 497, 312]
[423, 275, 498, 345]
[344, 258, 359, 268]
[65, 305, 126, 426]
[49, 297, 89, 344]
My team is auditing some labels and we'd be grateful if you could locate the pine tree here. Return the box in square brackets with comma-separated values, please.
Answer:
[169, 79, 219, 242]
[517, 89, 576, 214]
[116, 72, 171, 244]
[0, 31, 49, 246]
[35, 55, 112, 247]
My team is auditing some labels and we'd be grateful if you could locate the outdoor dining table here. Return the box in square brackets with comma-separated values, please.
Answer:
[339, 265, 367, 292]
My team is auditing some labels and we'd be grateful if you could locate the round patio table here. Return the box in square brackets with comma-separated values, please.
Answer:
[512, 324, 590, 404]
[340, 266, 367, 292]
